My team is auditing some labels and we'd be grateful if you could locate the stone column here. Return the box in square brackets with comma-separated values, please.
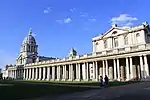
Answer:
[52, 66, 55, 80]
[93, 62, 96, 80]
[23, 69, 26, 80]
[12, 70, 14, 79]
[109, 66, 113, 80]
[57, 66, 60, 81]
[47, 67, 50, 80]
[117, 58, 120, 81]
[13, 70, 15, 79]
[102, 60, 105, 77]
[78, 63, 81, 81]
[11, 70, 12, 78]
[140, 56, 144, 78]
[130, 57, 133, 79]
[15, 70, 17, 79]
[29, 68, 32, 80]
[42, 67, 46, 80]
[120, 66, 124, 81]
[18, 69, 20, 79]
[126, 57, 130, 80]
[69, 64, 73, 81]
[35, 68, 38, 80]
[62, 65, 66, 81]
[95, 61, 98, 81]
[8, 70, 10, 78]
[32, 68, 34, 80]
[26, 69, 28, 80]
[113, 59, 117, 80]
[15, 70, 18, 79]
[137, 65, 141, 79]
[86, 62, 89, 81]
[105, 60, 108, 76]
[144, 55, 149, 77]
[76, 63, 79, 81]
[38, 67, 41, 80]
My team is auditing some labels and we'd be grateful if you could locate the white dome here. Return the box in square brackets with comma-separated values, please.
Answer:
[22, 28, 36, 44]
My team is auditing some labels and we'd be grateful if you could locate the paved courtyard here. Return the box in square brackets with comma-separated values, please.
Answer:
[43, 82, 150, 100]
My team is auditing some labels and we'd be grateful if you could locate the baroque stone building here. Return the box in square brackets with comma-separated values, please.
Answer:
[4, 22, 150, 81]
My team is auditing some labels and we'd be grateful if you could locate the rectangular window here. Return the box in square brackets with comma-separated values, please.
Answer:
[114, 38, 118, 47]
[124, 36, 128, 45]
[104, 40, 107, 49]
[136, 33, 140, 44]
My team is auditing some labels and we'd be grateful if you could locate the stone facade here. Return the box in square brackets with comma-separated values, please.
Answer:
[4, 22, 150, 81]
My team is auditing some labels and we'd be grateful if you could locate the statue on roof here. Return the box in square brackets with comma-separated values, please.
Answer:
[28, 28, 32, 35]
[112, 24, 117, 28]
[69, 48, 77, 57]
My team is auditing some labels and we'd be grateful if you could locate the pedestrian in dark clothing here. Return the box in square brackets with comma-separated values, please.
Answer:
[104, 75, 109, 87]
[100, 76, 104, 87]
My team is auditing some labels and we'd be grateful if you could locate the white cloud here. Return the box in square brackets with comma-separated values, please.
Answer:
[88, 18, 96, 22]
[110, 14, 138, 26]
[0, 50, 16, 69]
[125, 22, 134, 26]
[56, 20, 63, 24]
[70, 8, 76, 12]
[56, 17, 72, 24]
[44, 7, 52, 14]
[80, 12, 88, 17]
[44, 10, 49, 13]
[64, 17, 72, 23]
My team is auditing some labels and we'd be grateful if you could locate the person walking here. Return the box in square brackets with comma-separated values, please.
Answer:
[100, 76, 104, 87]
[104, 75, 109, 88]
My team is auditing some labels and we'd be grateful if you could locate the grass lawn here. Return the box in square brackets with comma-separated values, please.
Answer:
[0, 80, 93, 100]
[24, 80, 140, 87]
[0, 80, 141, 100]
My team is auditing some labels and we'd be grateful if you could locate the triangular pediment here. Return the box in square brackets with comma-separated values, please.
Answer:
[101, 27, 129, 39]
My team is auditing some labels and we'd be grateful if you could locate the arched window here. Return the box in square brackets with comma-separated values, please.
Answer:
[136, 33, 140, 43]
[104, 40, 107, 49]
[28, 46, 30, 52]
[31, 46, 34, 52]
[124, 35, 128, 45]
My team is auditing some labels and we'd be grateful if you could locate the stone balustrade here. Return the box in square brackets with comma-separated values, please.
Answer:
[22, 43, 150, 67]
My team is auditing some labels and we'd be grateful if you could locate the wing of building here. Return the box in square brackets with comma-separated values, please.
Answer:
[3, 22, 150, 81]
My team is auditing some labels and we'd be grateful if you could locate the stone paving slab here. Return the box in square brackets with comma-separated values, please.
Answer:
[53, 82, 150, 100]
[23, 82, 150, 100]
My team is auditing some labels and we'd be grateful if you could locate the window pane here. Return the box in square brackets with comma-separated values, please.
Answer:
[124, 36, 128, 45]
[114, 38, 118, 47]
[104, 40, 107, 48]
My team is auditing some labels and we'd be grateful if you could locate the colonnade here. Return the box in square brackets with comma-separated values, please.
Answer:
[8, 55, 150, 81]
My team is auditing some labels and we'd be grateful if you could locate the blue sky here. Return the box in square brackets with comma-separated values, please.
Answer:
[0, 0, 150, 68]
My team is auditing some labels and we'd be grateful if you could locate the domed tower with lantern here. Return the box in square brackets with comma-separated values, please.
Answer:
[16, 28, 38, 65]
